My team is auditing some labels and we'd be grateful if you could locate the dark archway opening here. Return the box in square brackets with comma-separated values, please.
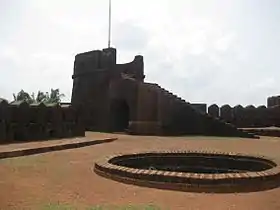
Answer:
[110, 99, 130, 132]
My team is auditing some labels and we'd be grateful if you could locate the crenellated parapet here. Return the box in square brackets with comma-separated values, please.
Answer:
[70, 47, 255, 138]
[207, 103, 280, 128]
[0, 100, 85, 143]
[267, 95, 280, 108]
[116, 55, 145, 82]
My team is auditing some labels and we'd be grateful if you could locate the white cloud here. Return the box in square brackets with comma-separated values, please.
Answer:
[1, 0, 280, 107]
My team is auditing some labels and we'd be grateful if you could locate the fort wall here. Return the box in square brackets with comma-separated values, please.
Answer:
[207, 103, 280, 128]
[267, 96, 280, 108]
[70, 47, 259, 138]
[0, 99, 85, 143]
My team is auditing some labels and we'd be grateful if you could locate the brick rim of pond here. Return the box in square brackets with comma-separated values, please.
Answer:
[94, 150, 280, 193]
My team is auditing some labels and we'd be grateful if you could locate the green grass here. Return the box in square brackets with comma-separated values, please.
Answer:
[41, 203, 164, 210]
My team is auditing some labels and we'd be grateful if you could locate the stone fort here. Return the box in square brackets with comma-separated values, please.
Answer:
[71, 47, 267, 138]
[1, 47, 279, 143]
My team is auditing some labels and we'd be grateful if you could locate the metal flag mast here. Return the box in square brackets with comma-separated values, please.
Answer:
[108, 0, 112, 48]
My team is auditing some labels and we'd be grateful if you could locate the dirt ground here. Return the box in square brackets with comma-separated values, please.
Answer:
[1, 132, 280, 210]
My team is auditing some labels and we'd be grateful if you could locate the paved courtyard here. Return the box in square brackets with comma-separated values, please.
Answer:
[1, 132, 280, 210]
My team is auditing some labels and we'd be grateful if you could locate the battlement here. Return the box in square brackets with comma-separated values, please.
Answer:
[72, 48, 144, 81]
[0, 99, 85, 142]
[70, 47, 259, 137]
[73, 48, 117, 76]
[115, 55, 145, 81]
[267, 95, 280, 108]
[208, 103, 280, 128]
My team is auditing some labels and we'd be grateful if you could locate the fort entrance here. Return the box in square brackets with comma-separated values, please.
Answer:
[110, 99, 130, 132]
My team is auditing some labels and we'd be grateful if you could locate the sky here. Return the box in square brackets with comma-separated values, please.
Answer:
[0, 0, 280, 107]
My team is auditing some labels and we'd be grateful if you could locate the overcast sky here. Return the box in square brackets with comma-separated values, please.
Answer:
[1, 0, 279, 106]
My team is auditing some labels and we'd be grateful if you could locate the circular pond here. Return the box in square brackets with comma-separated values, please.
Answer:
[94, 151, 280, 193]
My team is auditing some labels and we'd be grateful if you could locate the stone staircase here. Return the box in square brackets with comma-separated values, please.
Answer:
[144, 83, 256, 138]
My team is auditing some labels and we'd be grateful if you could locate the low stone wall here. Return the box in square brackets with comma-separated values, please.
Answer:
[0, 138, 116, 159]
[0, 99, 85, 143]
[241, 128, 280, 137]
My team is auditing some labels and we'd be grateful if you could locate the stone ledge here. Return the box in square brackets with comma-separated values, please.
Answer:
[0, 138, 117, 159]
[94, 150, 280, 193]
[241, 128, 280, 137]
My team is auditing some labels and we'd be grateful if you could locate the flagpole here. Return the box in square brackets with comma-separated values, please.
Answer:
[108, 0, 112, 48]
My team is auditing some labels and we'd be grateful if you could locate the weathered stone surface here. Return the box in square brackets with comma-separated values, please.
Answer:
[190, 103, 207, 114]
[9, 101, 30, 141]
[46, 103, 63, 138]
[0, 101, 85, 143]
[232, 105, 244, 127]
[10, 101, 30, 125]
[220, 105, 233, 123]
[30, 103, 47, 125]
[243, 105, 256, 128]
[0, 121, 6, 142]
[270, 106, 280, 127]
[71, 48, 254, 138]
[208, 104, 219, 119]
[215, 103, 280, 128]
[267, 96, 280, 108]
[255, 105, 268, 127]
[0, 99, 9, 122]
